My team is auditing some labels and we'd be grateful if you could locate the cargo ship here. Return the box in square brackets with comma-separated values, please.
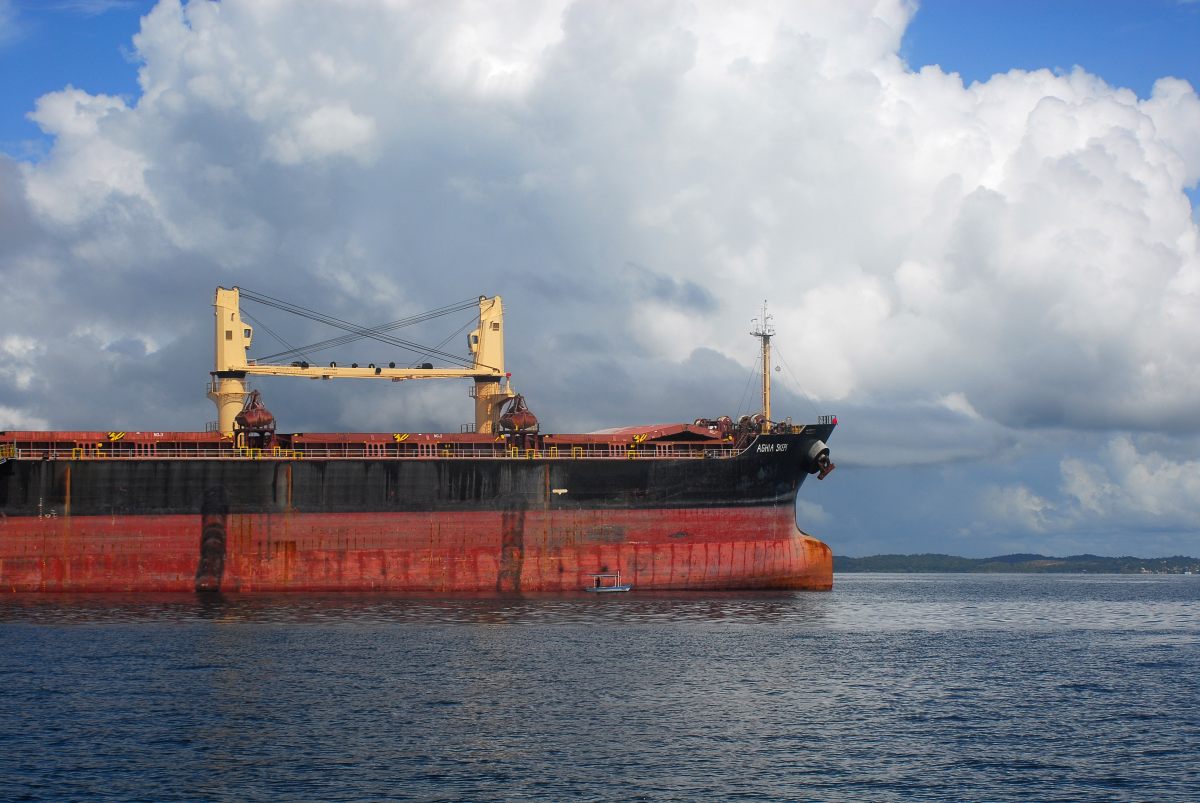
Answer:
[0, 289, 837, 592]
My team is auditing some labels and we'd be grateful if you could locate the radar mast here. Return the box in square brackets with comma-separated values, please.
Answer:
[750, 300, 774, 429]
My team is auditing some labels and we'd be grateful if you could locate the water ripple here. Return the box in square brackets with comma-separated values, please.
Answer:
[1, 574, 1197, 801]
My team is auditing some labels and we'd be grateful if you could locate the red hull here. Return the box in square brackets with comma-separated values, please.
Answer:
[0, 508, 832, 592]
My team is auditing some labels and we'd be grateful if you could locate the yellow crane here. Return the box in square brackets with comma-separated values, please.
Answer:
[207, 287, 513, 435]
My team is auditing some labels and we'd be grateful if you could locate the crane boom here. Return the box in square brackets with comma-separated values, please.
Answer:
[207, 286, 513, 435]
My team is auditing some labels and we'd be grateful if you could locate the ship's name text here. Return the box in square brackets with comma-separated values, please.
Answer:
[756, 443, 788, 453]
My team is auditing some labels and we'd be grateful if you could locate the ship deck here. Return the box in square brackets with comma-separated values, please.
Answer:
[1, 420, 835, 463]
[0, 440, 741, 461]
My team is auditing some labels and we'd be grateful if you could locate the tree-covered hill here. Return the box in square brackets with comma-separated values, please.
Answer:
[834, 554, 1200, 574]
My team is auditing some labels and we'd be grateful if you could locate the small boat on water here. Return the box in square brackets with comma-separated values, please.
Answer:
[585, 572, 632, 593]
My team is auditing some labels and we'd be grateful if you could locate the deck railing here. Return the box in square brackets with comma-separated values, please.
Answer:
[1, 442, 742, 462]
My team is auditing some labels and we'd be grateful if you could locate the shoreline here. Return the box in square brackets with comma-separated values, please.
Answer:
[835, 553, 1199, 575]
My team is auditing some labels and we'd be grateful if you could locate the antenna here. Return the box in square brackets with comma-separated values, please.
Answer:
[750, 300, 774, 428]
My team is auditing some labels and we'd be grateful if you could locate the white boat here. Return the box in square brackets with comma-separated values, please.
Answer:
[584, 572, 632, 593]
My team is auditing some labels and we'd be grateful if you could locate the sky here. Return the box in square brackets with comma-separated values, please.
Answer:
[1, 0, 1198, 558]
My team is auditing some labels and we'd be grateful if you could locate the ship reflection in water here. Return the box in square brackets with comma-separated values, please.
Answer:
[0, 589, 828, 626]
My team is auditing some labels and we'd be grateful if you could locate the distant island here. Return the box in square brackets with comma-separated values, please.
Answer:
[834, 553, 1199, 574]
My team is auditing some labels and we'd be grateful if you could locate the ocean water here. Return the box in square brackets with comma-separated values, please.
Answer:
[1, 574, 1197, 801]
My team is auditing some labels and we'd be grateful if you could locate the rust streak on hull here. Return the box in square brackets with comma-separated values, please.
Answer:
[0, 508, 832, 592]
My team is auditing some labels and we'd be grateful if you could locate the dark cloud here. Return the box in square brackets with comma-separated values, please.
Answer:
[624, 261, 717, 313]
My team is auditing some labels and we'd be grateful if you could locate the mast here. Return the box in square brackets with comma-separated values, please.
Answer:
[750, 300, 774, 429]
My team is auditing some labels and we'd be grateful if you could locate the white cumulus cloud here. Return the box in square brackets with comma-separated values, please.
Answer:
[1061, 436, 1200, 525]
[0, 0, 1198, 550]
